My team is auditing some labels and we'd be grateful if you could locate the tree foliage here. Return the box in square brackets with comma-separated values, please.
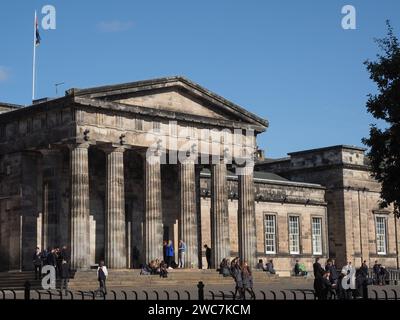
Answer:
[363, 21, 400, 218]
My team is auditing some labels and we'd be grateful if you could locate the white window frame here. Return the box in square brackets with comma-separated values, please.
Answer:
[312, 217, 323, 255]
[288, 215, 300, 254]
[375, 216, 387, 255]
[264, 214, 276, 254]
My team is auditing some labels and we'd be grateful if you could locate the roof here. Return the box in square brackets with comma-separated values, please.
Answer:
[200, 168, 323, 188]
[0, 102, 23, 110]
[288, 145, 366, 156]
[67, 76, 268, 129]
[256, 157, 291, 165]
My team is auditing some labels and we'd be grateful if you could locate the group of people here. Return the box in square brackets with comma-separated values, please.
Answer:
[230, 257, 255, 300]
[313, 258, 375, 300]
[140, 259, 169, 278]
[32, 246, 71, 295]
[256, 259, 276, 274]
[372, 260, 389, 285]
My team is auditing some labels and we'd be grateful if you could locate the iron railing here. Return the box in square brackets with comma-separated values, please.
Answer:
[0, 280, 399, 300]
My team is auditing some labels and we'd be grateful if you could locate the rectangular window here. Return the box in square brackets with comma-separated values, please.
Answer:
[312, 217, 323, 255]
[264, 214, 276, 254]
[376, 216, 387, 255]
[289, 216, 300, 254]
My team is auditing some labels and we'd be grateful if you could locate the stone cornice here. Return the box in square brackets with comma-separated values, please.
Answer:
[74, 97, 265, 132]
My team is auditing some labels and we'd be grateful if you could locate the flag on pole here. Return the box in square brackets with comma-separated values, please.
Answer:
[35, 16, 41, 46]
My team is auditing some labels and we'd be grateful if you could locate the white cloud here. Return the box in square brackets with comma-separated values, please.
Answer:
[97, 20, 134, 32]
[0, 66, 9, 82]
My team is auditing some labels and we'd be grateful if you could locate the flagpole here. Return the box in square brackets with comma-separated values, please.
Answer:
[32, 10, 36, 102]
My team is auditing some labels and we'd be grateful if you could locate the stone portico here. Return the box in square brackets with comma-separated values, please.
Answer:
[0, 77, 268, 270]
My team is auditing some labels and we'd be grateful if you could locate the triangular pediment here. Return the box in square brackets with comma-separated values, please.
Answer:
[70, 76, 268, 131]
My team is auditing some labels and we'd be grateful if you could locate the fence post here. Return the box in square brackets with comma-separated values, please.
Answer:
[197, 281, 204, 300]
[363, 282, 368, 300]
[24, 281, 31, 300]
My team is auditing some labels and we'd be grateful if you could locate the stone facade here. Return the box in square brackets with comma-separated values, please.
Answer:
[256, 145, 400, 269]
[0, 78, 397, 275]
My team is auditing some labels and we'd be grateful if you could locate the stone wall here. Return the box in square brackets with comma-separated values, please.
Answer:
[257, 145, 400, 269]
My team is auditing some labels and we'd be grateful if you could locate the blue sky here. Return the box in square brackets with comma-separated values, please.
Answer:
[0, 1, 399, 158]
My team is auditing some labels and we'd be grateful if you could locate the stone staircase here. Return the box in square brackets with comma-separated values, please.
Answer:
[0, 269, 310, 291]
[68, 269, 281, 290]
[0, 271, 58, 290]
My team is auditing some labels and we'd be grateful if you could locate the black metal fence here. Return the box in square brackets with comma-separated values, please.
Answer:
[0, 281, 399, 300]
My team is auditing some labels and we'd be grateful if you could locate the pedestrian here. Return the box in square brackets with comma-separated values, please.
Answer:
[313, 257, 324, 278]
[230, 258, 243, 299]
[166, 240, 174, 269]
[321, 271, 334, 300]
[373, 260, 380, 284]
[256, 259, 266, 271]
[360, 260, 368, 277]
[47, 248, 57, 268]
[96, 260, 108, 296]
[159, 261, 168, 278]
[379, 265, 388, 285]
[265, 259, 276, 274]
[61, 245, 70, 262]
[32, 247, 42, 280]
[60, 259, 70, 296]
[162, 240, 167, 263]
[241, 261, 256, 300]
[326, 259, 338, 286]
[204, 244, 211, 269]
[178, 240, 186, 268]
[220, 259, 231, 277]
[132, 246, 140, 269]
[55, 247, 63, 278]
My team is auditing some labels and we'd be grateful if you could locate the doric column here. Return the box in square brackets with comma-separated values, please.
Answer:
[179, 160, 198, 268]
[211, 160, 230, 268]
[237, 164, 256, 267]
[143, 152, 163, 263]
[104, 146, 126, 268]
[69, 143, 90, 269]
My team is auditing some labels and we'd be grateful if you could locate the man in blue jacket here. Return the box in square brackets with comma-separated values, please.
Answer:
[166, 240, 174, 269]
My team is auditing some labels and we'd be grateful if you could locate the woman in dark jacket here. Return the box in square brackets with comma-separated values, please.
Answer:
[231, 258, 243, 299]
[241, 261, 256, 300]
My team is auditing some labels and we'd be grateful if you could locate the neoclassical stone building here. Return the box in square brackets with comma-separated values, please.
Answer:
[0, 77, 398, 274]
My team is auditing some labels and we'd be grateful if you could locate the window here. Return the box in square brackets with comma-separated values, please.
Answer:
[135, 118, 143, 131]
[289, 216, 300, 254]
[312, 217, 323, 255]
[264, 214, 276, 254]
[376, 216, 387, 255]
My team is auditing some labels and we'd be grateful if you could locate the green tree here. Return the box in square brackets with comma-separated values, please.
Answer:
[363, 21, 400, 218]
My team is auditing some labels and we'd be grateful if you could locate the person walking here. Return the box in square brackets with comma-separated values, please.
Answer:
[166, 240, 174, 269]
[96, 260, 108, 296]
[32, 247, 42, 280]
[241, 261, 256, 300]
[373, 260, 380, 284]
[178, 240, 186, 268]
[204, 244, 211, 269]
[60, 259, 70, 296]
[230, 258, 243, 300]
